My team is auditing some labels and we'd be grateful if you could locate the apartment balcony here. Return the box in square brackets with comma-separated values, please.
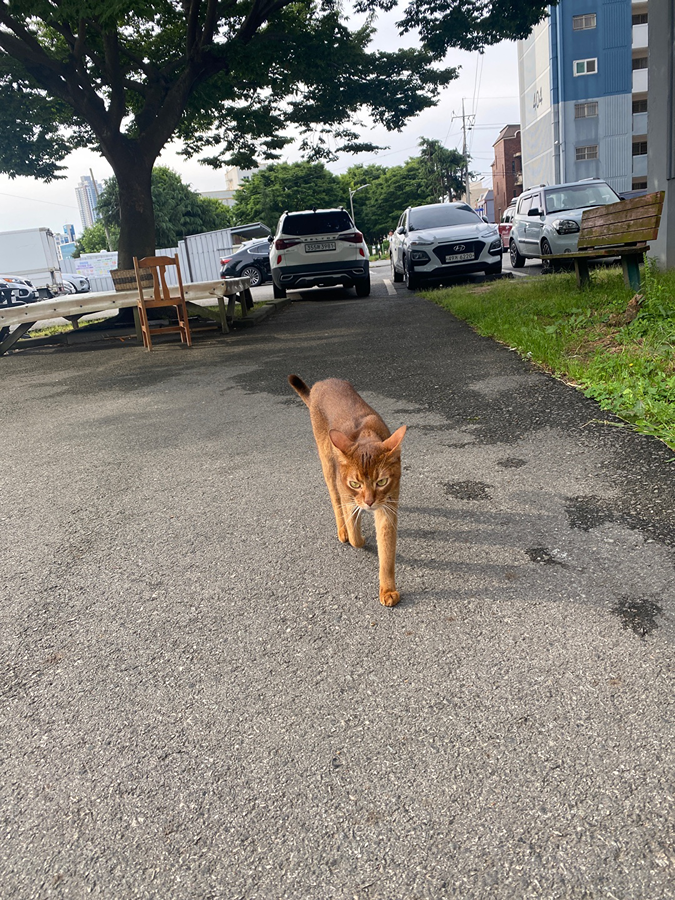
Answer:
[632, 24, 648, 49]
[632, 154, 648, 178]
[632, 68, 648, 92]
[632, 112, 648, 135]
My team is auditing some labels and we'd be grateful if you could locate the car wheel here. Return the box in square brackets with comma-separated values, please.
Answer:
[240, 265, 263, 288]
[273, 283, 287, 299]
[62, 281, 76, 293]
[404, 257, 420, 291]
[354, 276, 371, 297]
[540, 239, 555, 274]
[391, 255, 403, 283]
[509, 239, 526, 269]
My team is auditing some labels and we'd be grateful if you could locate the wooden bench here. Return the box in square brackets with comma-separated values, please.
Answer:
[0, 277, 253, 356]
[542, 191, 665, 290]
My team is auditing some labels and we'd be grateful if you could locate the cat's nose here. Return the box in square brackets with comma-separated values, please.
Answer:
[364, 492, 375, 507]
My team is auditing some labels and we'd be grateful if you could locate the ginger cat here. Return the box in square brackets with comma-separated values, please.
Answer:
[289, 375, 406, 607]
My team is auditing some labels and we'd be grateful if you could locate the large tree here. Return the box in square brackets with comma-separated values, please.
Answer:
[0, 0, 551, 268]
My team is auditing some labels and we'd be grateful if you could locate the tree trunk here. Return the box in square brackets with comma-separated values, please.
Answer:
[115, 161, 156, 269]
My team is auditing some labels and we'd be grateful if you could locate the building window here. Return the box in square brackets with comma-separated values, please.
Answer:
[632, 99, 648, 114]
[576, 145, 599, 161]
[632, 180, 648, 190]
[573, 14, 597, 30]
[632, 141, 648, 156]
[574, 58, 597, 76]
[632, 56, 649, 70]
[632, 13, 648, 25]
[575, 101, 599, 118]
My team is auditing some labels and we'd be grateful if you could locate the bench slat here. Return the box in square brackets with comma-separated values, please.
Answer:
[578, 224, 660, 248]
[543, 244, 648, 260]
[580, 205, 662, 232]
[580, 191, 664, 226]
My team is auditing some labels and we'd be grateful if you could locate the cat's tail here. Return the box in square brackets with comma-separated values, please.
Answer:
[288, 374, 311, 406]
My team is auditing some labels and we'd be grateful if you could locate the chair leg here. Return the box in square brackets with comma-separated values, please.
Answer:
[137, 304, 152, 350]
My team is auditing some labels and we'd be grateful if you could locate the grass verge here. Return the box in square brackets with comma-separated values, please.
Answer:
[423, 262, 675, 451]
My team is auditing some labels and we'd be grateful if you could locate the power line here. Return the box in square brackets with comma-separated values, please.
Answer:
[0, 190, 77, 210]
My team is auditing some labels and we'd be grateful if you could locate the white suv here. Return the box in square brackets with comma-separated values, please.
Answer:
[390, 202, 502, 289]
[509, 179, 621, 268]
[270, 209, 370, 298]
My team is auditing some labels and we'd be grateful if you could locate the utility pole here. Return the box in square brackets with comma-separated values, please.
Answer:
[349, 184, 369, 225]
[451, 101, 475, 203]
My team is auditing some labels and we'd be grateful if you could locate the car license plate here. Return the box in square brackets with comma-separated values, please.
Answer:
[305, 242, 336, 252]
[445, 252, 474, 263]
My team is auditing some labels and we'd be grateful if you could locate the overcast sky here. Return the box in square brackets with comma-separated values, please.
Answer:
[0, 20, 521, 236]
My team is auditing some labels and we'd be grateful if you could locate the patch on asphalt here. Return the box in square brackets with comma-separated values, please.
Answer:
[445, 481, 492, 501]
[525, 547, 564, 566]
[565, 495, 615, 531]
[497, 457, 527, 468]
[612, 596, 662, 638]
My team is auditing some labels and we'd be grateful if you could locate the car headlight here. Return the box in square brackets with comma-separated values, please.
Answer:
[553, 218, 580, 235]
[409, 239, 433, 246]
[410, 250, 430, 262]
[488, 238, 502, 254]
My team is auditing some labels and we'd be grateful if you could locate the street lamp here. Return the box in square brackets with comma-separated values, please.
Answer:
[349, 184, 369, 224]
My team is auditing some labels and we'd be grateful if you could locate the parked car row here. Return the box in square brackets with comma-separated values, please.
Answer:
[0, 271, 90, 306]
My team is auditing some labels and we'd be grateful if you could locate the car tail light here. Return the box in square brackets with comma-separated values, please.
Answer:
[338, 232, 364, 244]
[275, 238, 302, 250]
[220, 257, 231, 266]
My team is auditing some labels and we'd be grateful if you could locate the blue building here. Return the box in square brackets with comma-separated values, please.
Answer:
[518, 0, 648, 193]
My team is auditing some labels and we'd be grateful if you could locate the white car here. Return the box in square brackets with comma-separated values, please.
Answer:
[270, 208, 370, 298]
[61, 272, 90, 293]
[390, 202, 502, 289]
[1, 276, 39, 303]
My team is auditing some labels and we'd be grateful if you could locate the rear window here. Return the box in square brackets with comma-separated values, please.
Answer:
[281, 211, 353, 236]
[408, 205, 480, 230]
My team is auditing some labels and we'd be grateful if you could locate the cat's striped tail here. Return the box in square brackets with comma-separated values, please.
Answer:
[288, 374, 311, 406]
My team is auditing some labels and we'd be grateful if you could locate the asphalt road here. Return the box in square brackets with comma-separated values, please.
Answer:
[2, 262, 673, 899]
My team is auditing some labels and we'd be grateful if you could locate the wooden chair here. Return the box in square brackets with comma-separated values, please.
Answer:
[133, 254, 192, 350]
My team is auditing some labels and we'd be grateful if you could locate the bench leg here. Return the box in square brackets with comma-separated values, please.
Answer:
[0, 321, 34, 356]
[574, 258, 591, 289]
[621, 255, 642, 292]
[217, 296, 230, 333]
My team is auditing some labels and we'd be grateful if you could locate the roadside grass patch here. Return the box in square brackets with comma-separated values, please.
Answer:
[423, 263, 675, 450]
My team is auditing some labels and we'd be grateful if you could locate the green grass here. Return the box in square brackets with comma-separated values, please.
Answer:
[423, 262, 675, 450]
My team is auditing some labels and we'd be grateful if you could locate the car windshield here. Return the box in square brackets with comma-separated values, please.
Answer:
[544, 182, 620, 214]
[408, 205, 481, 230]
[282, 211, 353, 235]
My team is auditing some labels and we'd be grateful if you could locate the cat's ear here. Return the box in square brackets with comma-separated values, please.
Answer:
[329, 429, 354, 455]
[382, 425, 407, 454]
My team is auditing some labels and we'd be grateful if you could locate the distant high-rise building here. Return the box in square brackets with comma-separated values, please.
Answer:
[75, 175, 103, 230]
[63, 224, 76, 242]
[517, 0, 648, 193]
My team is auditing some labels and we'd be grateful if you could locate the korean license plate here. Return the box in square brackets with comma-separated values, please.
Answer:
[445, 252, 474, 263]
[305, 242, 336, 253]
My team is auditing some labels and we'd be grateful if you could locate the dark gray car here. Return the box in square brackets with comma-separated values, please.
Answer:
[220, 240, 271, 287]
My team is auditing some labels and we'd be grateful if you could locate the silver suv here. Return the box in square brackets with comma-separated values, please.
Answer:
[509, 179, 621, 268]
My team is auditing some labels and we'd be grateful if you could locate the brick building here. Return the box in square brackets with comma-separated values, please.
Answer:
[491, 125, 523, 222]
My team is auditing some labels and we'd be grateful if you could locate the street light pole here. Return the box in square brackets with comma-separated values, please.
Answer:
[349, 184, 369, 225]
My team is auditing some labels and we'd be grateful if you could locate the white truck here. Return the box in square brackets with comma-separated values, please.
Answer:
[0, 227, 62, 297]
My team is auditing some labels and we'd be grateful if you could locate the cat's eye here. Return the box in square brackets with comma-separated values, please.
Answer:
[376, 477, 389, 487]
[348, 480, 361, 489]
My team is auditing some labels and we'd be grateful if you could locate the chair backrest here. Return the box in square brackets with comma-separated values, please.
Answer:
[134, 254, 185, 303]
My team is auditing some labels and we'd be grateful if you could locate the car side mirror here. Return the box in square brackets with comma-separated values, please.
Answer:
[396, 226, 405, 235]
[528, 207, 542, 217]
[267, 235, 273, 243]
[482, 215, 489, 223]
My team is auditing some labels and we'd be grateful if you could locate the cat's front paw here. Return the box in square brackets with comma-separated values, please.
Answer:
[350, 534, 365, 548]
[380, 588, 400, 608]
[338, 527, 349, 543]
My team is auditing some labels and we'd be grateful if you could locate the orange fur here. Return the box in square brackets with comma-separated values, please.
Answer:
[289, 375, 406, 607]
